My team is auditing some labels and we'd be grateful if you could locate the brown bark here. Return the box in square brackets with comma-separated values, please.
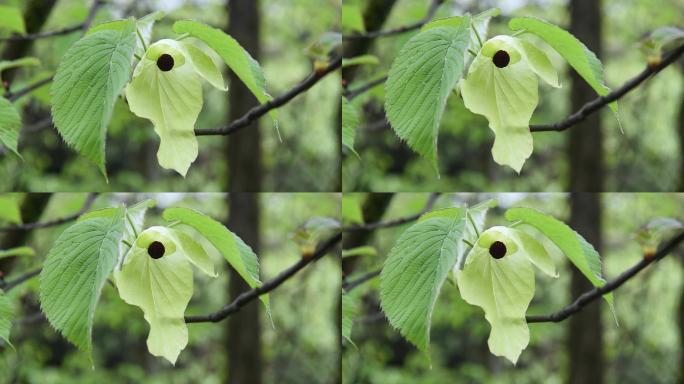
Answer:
[224, 1, 263, 383]
[567, 1, 605, 383]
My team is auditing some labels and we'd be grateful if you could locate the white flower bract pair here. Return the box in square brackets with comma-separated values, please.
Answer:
[461, 35, 560, 173]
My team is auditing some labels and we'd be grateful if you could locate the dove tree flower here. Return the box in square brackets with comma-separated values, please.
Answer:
[379, 202, 613, 364]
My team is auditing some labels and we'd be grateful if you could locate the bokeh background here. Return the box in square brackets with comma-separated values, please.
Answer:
[0, 0, 341, 192]
[0, 193, 340, 384]
[342, 193, 684, 384]
[342, 0, 684, 192]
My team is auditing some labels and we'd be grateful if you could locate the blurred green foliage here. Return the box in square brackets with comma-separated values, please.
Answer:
[0, 0, 341, 192]
[343, 0, 684, 192]
[0, 192, 340, 384]
[342, 192, 684, 384]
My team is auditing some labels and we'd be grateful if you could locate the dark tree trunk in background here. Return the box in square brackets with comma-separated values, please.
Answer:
[567, 2, 605, 383]
[678, 65, 684, 191]
[0, 194, 50, 274]
[226, 193, 262, 384]
[224, 1, 263, 383]
[1, 0, 57, 84]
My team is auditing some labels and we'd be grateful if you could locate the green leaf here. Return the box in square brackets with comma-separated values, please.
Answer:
[39, 208, 126, 358]
[162, 207, 269, 311]
[306, 32, 342, 62]
[182, 41, 227, 91]
[341, 4, 366, 33]
[342, 97, 359, 157]
[385, 16, 471, 173]
[380, 212, 467, 354]
[0, 6, 25, 35]
[125, 39, 204, 176]
[0, 290, 13, 349]
[342, 246, 377, 259]
[508, 17, 618, 117]
[0, 57, 40, 75]
[342, 292, 359, 347]
[0, 96, 21, 157]
[80, 199, 156, 266]
[172, 20, 278, 134]
[505, 207, 613, 306]
[0, 194, 21, 224]
[456, 226, 536, 364]
[87, 12, 164, 58]
[114, 226, 210, 364]
[461, 36, 543, 173]
[51, 23, 137, 178]
[341, 194, 363, 225]
[342, 54, 379, 68]
[0, 246, 35, 259]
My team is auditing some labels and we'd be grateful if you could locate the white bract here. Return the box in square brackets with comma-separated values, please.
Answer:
[114, 226, 217, 364]
[125, 39, 226, 176]
[461, 36, 559, 173]
[456, 226, 557, 364]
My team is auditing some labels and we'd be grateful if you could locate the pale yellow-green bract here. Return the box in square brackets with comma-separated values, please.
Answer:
[125, 39, 226, 176]
[456, 226, 557, 364]
[461, 35, 559, 173]
[114, 226, 217, 364]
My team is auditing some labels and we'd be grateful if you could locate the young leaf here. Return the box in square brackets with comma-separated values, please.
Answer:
[87, 12, 163, 58]
[0, 291, 13, 349]
[39, 208, 126, 358]
[0, 57, 40, 76]
[342, 97, 359, 157]
[341, 4, 366, 33]
[125, 39, 203, 176]
[385, 16, 471, 173]
[172, 20, 278, 133]
[162, 207, 269, 311]
[0, 194, 21, 224]
[505, 207, 613, 307]
[51, 22, 137, 178]
[0, 6, 25, 35]
[508, 17, 618, 116]
[342, 55, 379, 68]
[342, 246, 377, 259]
[0, 97, 21, 157]
[341, 194, 364, 225]
[114, 226, 215, 364]
[460, 36, 544, 173]
[380, 211, 467, 354]
[0, 246, 35, 259]
[342, 292, 359, 347]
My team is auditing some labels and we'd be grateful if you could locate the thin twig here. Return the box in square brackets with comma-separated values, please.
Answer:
[344, 75, 387, 101]
[530, 43, 684, 132]
[342, 193, 440, 232]
[3, 0, 103, 102]
[343, 269, 380, 292]
[0, 193, 97, 232]
[343, 0, 445, 40]
[185, 233, 342, 323]
[0, 24, 83, 42]
[526, 231, 684, 323]
[194, 56, 342, 136]
[0, 268, 41, 291]
[6, 76, 53, 102]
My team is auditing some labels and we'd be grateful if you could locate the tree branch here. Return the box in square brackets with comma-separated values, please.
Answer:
[526, 231, 684, 323]
[185, 232, 342, 323]
[343, 75, 387, 101]
[530, 43, 684, 132]
[342, 0, 444, 40]
[0, 193, 97, 232]
[3, 0, 103, 102]
[343, 268, 380, 292]
[0, 267, 41, 291]
[0, 24, 82, 42]
[342, 192, 439, 232]
[194, 56, 342, 136]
